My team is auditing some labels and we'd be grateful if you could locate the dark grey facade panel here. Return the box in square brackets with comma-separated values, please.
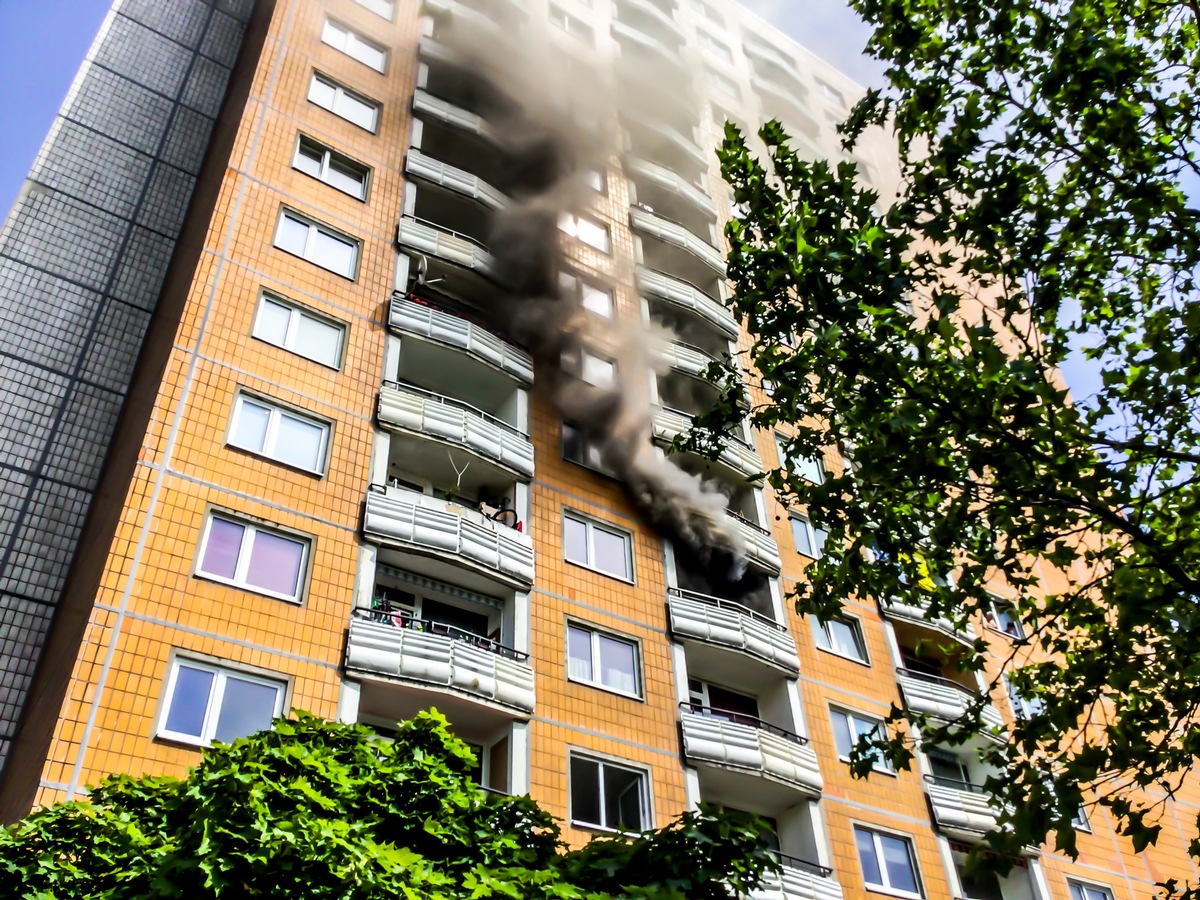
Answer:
[0, 0, 253, 773]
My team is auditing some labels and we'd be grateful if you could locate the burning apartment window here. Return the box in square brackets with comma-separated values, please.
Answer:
[569, 754, 649, 832]
[559, 213, 611, 253]
[581, 350, 616, 387]
[563, 511, 633, 581]
[559, 271, 613, 317]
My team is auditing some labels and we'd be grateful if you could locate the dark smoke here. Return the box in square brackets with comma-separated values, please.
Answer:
[427, 17, 749, 586]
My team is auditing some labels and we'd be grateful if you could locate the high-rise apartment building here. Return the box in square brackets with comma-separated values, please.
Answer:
[0, 1, 1192, 898]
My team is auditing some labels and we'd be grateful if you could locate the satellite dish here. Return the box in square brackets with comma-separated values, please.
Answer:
[415, 254, 429, 285]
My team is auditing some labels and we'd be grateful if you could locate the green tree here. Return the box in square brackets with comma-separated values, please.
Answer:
[694, 0, 1200, 888]
[0, 712, 777, 899]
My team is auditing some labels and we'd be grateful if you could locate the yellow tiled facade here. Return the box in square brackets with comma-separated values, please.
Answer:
[5, 2, 1197, 900]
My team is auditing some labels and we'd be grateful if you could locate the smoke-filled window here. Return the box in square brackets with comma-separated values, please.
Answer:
[562, 423, 612, 475]
[559, 213, 611, 253]
[563, 512, 634, 581]
[581, 351, 616, 387]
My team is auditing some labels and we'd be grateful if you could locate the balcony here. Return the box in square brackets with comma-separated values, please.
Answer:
[924, 774, 1003, 843]
[742, 38, 796, 75]
[637, 266, 738, 337]
[880, 595, 976, 647]
[389, 297, 533, 385]
[378, 381, 533, 478]
[616, 0, 683, 36]
[669, 587, 798, 674]
[624, 113, 709, 172]
[413, 87, 498, 143]
[680, 703, 822, 798]
[397, 216, 499, 281]
[652, 407, 761, 480]
[346, 609, 534, 714]
[631, 206, 726, 278]
[423, 0, 524, 31]
[752, 857, 844, 900]
[896, 668, 1005, 735]
[363, 486, 534, 588]
[611, 19, 683, 65]
[407, 148, 507, 210]
[730, 513, 782, 575]
[627, 157, 716, 217]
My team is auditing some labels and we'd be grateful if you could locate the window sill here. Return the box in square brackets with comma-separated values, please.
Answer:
[564, 557, 636, 586]
[154, 731, 209, 750]
[273, 243, 358, 281]
[225, 443, 327, 479]
[249, 334, 343, 371]
[566, 675, 645, 703]
[864, 885, 923, 900]
[192, 572, 304, 606]
[837, 756, 897, 778]
[570, 820, 644, 836]
[815, 645, 871, 668]
[985, 625, 1027, 642]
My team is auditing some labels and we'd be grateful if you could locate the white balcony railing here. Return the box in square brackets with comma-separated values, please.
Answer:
[880, 596, 976, 645]
[680, 706, 823, 796]
[389, 297, 533, 385]
[611, 19, 681, 62]
[752, 863, 844, 900]
[631, 206, 727, 276]
[652, 406, 761, 479]
[729, 514, 782, 574]
[624, 113, 709, 168]
[363, 487, 534, 587]
[397, 216, 498, 280]
[656, 339, 716, 379]
[378, 382, 534, 478]
[346, 614, 535, 713]
[616, 0, 684, 36]
[668, 588, 798, 672]
[896, 669, 1005, 734]
[413, 88, 499, 143]
[627, 157, 717, 216]
[925, 776, 1002, 842]
[637, 266, 738, 337]
[406, 148, 508, 210]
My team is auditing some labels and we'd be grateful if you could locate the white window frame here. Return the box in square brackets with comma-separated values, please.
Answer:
[568, 752, 651, 832]
[790, 515, 828, 559]
[227, 392, 331, 475]
[321, 19, 388, 72]
[195, 512, 311, 603]
[813, 616, 869, 663]
[854, 825, 923, 898]
[274, 209, 360, 278]
[1004, 674, 1046, 719]
[985, 595, 1025, 638]
[777, 434, 826, 483]
[293, 135, 370, 199]
[353, 0, 394, 19]
[157, 656, 287, 747]
[308, 72, 380, 132]
[559, 213, 611, 253]
[563, 511, 634, 582]
[566, 622, 643, 698]
[251, 292, 347, 369]
[1070, 802, 1092, 833]
[1069, 881, 1115, 900]
[581, 350, 615, 386]
[831, 707, 892, 773]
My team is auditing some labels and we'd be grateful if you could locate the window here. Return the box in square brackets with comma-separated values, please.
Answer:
[854, 827, 921, 897]
[926, 748, 970, 786]
[583, 165, 606, 193]
[689, 679, 759, 723]
[308, 72, 380, 132]
[570, 754, 649, 831]
[1071, 803, 1092, 832]
[196, 513, 309, 602]
[698, 31, 733, 62]
[560, 271, 613, 317]
[293, 135, 369, 199]
[581, 351, 615, 386]
[563, 512, 634, 581]
[567, 623, 641, 696]
[354, 0, 394, 19]
[985, 597, 1025, 638]
[1069, 883, 1115, 900]
[274, 210, 359, 278]
[158, 658, 286, 746]
[321, 19, 388, 71]
[252, 293, 346, 368]
[777, 435, 826, 483]
[559, 213, 611, 253]
[791, 516, 828, 559]
[563, 422, 611, 474]
[228, 393, 330, 474]
[1004, 674, 1046, 719]
[549, 5, 594, 43]
[816, 78, 846, 106]
[831, 708, 891, 772]
[695, 0, 724, 25]
[813, 617, 868, 662]
[705, 67, 740, 97]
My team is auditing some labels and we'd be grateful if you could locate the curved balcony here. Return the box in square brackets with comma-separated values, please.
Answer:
[413, 88, 499, 142]
[680, 703, 822, 798]
[407, 148, 507, 210]
[631, 206, 726, 277]
[378, 381, 533, 478]
[880, 596, 976, 647]
[390, 297, 533, 385]
[753, 857, 844, 900]
[730, 513, 782, 575]
[616, 0, 684, 36]
[346, 610, 534, 714]
[656, 339, 718, 379]
[423, 0, 518, 31]
[363, 485, 534, 588]
[397, 216, 499, 281]
[627, 157, 716, 217]
[742, 39, 796, 75]
[637, 266, 738, 337]
[896, 668, 1005, 736]
[924, 775, 1003, 843]
[668, 588, 798, 673]
[653, 407, 761, 480]
[611, 19, 682, 64]
[624, 113, 709, 169]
